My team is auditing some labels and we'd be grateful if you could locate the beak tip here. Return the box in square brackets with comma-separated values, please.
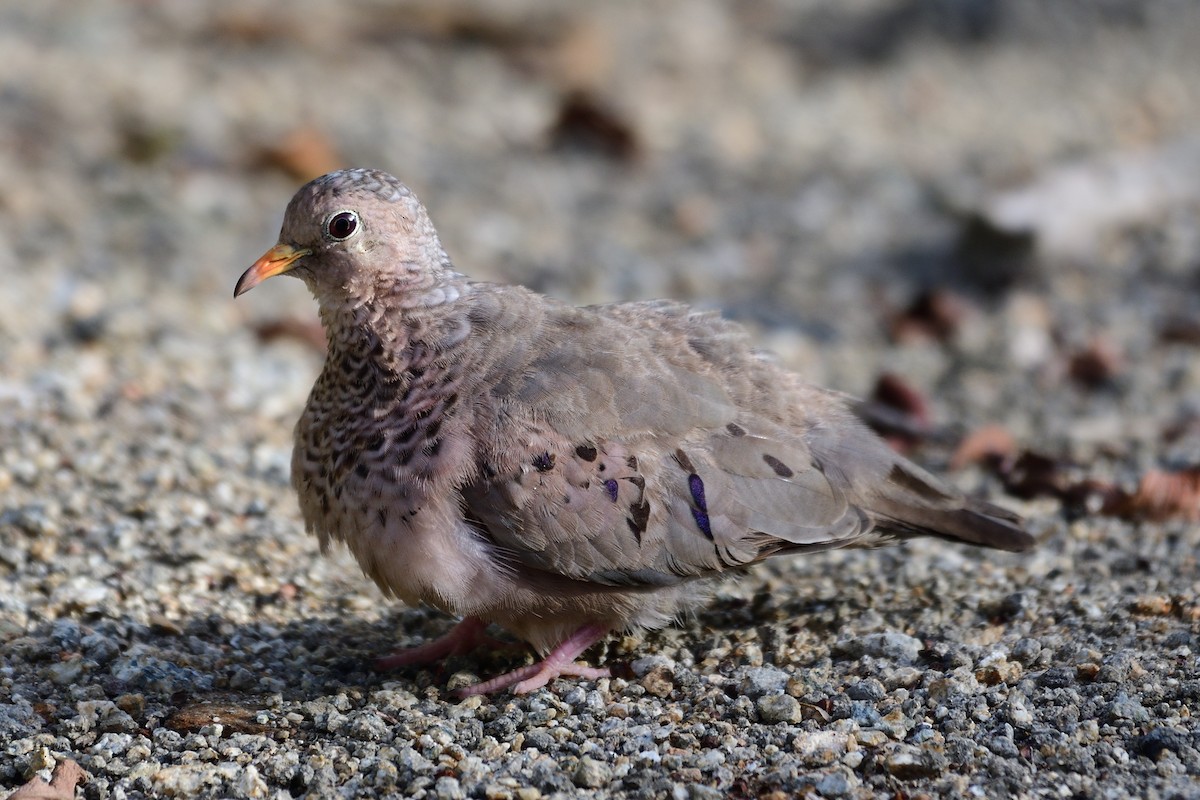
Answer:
[233, 271, 256, 298]
[235, 243, 308, 299]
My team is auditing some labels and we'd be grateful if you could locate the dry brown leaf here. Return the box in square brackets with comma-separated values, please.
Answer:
[164, 702, 270, 736]
[950, 424, 1017, 471]
[1067, 336, 1124, 388]
[548, 91, 640, 163]
[1103, 467, 1200, 522]
[1158, 316, 1200, 346]
[257, 127, 344, 183]
[889, 289, 969, 344]
[861, 373, 932, 453]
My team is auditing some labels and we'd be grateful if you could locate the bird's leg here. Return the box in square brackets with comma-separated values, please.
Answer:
[456, 623, 611, 697]
[374, 616, 514, 671]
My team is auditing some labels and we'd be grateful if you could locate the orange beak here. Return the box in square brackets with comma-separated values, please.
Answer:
[234, 243, 311, 297]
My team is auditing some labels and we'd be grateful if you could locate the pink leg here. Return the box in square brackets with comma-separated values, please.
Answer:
[456, 623, 611, 697]
[374, 616, 513, 671]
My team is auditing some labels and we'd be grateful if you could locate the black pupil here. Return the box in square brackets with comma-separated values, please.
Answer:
[329, 213, 357, 239]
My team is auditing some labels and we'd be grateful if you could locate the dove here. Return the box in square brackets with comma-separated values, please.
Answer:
[235, 168, 1033, 696]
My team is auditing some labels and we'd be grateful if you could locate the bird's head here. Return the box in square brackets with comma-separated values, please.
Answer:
[235, 169, 453, 309]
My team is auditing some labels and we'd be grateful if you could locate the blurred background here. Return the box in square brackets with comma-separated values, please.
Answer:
[4, 1, 1199, 394]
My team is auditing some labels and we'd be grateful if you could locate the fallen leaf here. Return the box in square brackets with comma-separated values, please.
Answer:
[950, 424, 1017, 471]
[889, 289, 970, 343]
[859, 373, 932, 453]
[994, 451, 1078, 501]
[1158, 316, 1200, 346]
[548, 90, 640, 163]
[164, 702, 270, 736]
[1103, 467, 1200, 522]
[256, 127, 344, 183]
[1068, 337, 1124, 388]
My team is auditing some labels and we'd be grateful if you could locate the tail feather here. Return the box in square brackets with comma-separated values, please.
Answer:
[877, 497, 1034, 552]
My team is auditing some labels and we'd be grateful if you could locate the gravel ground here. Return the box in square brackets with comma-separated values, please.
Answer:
[3, 2, 1200, 798]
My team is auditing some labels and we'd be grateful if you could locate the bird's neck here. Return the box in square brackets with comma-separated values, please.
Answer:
[317, 277, 473, 381]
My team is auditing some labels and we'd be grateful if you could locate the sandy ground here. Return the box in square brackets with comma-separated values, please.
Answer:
[2, 2, 1200, 798]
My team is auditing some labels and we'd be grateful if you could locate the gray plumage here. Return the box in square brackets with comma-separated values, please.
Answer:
[236, 168, 1033, 694]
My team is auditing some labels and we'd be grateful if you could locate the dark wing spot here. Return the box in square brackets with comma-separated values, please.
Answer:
[482, 462, 497, 479]
[604, 479, 619, 502]
[726, 423, 746, 437]
[575, 444, 598, 462]
[424, 419, 442, 441]
[532, 452, 556, 472]
[378, 508, 388, 526]
[628, 499, 651, 533]
[673, 448, 697, 474]
[424, 439, 442, 457]
[762, 454, 794, 478]
[626, 517, 643, 543]
[365, 433, 386, 451]
[626, 455, 638, 470]
[396, 424, 421, 446]
[688, 474, 708, 513]
[626, 475, 646, 492]
[355, 463, 370, 479]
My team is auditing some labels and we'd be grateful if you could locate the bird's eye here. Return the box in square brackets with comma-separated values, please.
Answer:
[326, 211, 358, 240]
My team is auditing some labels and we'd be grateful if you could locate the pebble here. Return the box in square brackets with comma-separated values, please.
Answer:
[756, 694, 802, 724]
[572, 756, 611, 789]
[833, 632, 924, 665]
[884, 746, 948, 780]
[737, 666, 791, 697]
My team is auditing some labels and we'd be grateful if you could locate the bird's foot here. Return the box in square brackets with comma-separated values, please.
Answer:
[456, 623, 611, 697]
[374, 616, 513, 671]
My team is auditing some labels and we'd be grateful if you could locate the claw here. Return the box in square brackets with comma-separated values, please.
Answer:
[455, 623, 611, 697]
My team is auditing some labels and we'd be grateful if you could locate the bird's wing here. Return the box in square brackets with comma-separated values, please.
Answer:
[458, 290, 1030, 593]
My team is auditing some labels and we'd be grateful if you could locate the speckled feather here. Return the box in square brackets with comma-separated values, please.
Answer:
[242, 169, 1033, 663]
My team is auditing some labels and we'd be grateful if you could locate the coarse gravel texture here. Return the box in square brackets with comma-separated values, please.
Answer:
[3, 2, 1200, 799]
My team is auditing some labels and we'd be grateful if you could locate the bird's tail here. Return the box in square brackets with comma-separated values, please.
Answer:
[882, 495, 1033, 552]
